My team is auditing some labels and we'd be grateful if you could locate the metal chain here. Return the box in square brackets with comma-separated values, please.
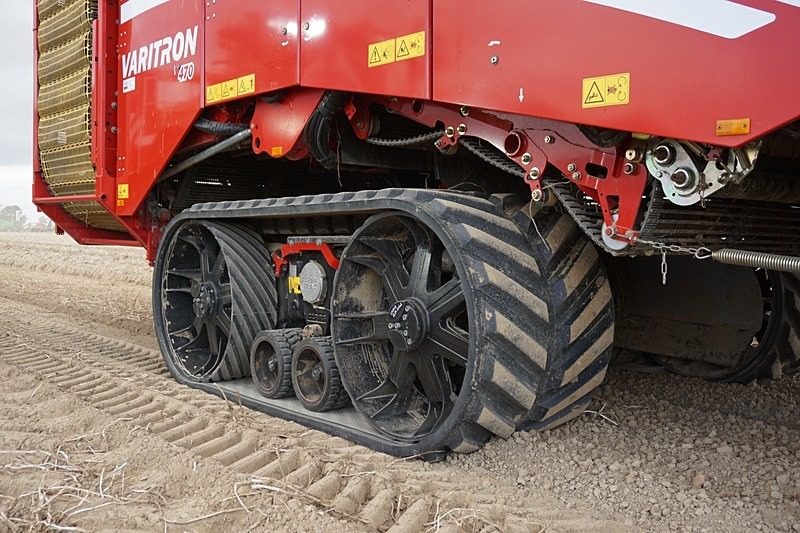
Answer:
[636, 239, 712, 285]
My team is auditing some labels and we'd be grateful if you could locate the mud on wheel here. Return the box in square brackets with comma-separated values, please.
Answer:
[153, 220, 277, 383]
[331, 197, 615, 453]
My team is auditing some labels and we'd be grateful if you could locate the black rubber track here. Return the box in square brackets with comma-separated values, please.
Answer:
[775, 274, 800, 377]
[153, 220, 277, 382]
[504, 200, 615, 431]
[251, 328, 303, 398]
[159, 189, 614, 455]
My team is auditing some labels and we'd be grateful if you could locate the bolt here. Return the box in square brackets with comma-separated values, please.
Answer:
[528, 167, 540, 180]
[460, 106, 471, 117]
[282, 27, 288, 35]
[303, 22, 310, 30]
[625, 149, 640, 162]
[572, 171, 581, 181]
[111, 102, 117, 109]
[521, 153, 532, 165]
[623, 162, 636, 175]
[388, 323, 394, 330]
[567, 163, 577, 172]
[604, 227, 615, 237]
[403, 330, 409, 336]
[445, 126, 455, 138]
[402, 314, 408, 320]
[531, 189, 543, 202]
[407, 339, 413, 345]
[490, 55, 499, 65]
[543, 135, 554, 144]
[405, 306, 411, 312]
[457, 124, 467, 135]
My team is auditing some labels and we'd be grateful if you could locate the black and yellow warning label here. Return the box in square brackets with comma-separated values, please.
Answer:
[207, 74, 257, 104]
[369, 38, 396, 68]
[582, 73, 630, 109]
[368, 31, 425, 68]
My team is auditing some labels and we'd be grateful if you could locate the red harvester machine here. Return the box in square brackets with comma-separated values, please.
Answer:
[33, 0, 800, 456]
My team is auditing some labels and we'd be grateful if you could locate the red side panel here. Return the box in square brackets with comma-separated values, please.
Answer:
[116, 0, 204, 216]
[433, 0, 800, 147]
[300, 0, 430, 99]
[205, 0, 300, 103]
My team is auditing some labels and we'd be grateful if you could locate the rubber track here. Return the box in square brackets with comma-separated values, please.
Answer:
[155, 221, 277, 382]
[507, 202, 615, 431]
[173, 189, 564, 454]
[0, 300, 601, 531]
[776, 273, 800, 376]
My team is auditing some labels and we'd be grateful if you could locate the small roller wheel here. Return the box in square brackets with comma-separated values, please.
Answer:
[251, 329, 303, 398]
[291, 337, 350, 412]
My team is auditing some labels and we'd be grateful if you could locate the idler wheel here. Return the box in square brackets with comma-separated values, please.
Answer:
[251, 328, 303, 398]
[291, 336, 350, 412]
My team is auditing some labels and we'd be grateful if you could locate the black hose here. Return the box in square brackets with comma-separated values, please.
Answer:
[194, 118, 249, 137]
[304, 91, 350, 169]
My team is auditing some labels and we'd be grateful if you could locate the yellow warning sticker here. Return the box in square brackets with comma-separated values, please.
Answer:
[288, 276, 302, 294]
[206, 74, 256, 104]
[117, 184, 129, 199]
[395, 31, 425, 62]
[582, 73, 630, 109]
[206, 83, 222, 104]
[368, 38, 396, 68]
[368, 31, 425, 68]
[238, 74, 256, 96]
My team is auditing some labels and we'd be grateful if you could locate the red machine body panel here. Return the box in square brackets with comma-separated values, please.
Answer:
[299, 0, 430, 99]
[116, 0, 204, 216]
[32, 0, 800, 248]
[433, 0, 800, 147]
[205, 1, 300, 103]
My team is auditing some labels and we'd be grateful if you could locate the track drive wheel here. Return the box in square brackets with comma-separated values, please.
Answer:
[331, 199, 613, 454]
[251, 328, 303, 398]
[291, 337, 351, 412]
[153, 220, 277, 382]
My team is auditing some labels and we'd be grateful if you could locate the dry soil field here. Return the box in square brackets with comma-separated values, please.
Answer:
[0, 231, 797, 532]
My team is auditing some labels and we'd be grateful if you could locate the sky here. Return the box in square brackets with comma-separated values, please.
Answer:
[0, 4, 37, 221]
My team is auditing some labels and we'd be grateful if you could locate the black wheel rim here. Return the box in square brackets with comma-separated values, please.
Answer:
[332, 213, 471, 442]
[161, 223, 233, 380]
[294, 344, 327, 407]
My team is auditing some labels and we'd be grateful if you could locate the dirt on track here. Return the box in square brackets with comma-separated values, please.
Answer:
[0, 232, 797, 532]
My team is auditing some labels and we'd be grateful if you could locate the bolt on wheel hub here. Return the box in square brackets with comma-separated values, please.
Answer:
[192, 283, 216, 318]
[387, 299, 428, 350]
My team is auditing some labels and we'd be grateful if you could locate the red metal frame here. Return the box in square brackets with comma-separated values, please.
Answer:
[273, 243, 341, 277]
[32, 0, 800, 254]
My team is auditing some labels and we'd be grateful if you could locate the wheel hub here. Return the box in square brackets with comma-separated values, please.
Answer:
[192, 283, 217, 318]
[388, 299, 428, 351]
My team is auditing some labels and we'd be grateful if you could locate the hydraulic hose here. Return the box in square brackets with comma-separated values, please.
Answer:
[194, 118, 249, 137]
[304, 91, 350, 169]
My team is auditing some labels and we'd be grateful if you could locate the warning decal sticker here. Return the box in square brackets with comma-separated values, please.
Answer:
[582, 73, 630, 109]
[368, 38, 396, 68]
[368, 31, 425, 68]
[395, 31, 425, 62]
[207, 73, 257, 104]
